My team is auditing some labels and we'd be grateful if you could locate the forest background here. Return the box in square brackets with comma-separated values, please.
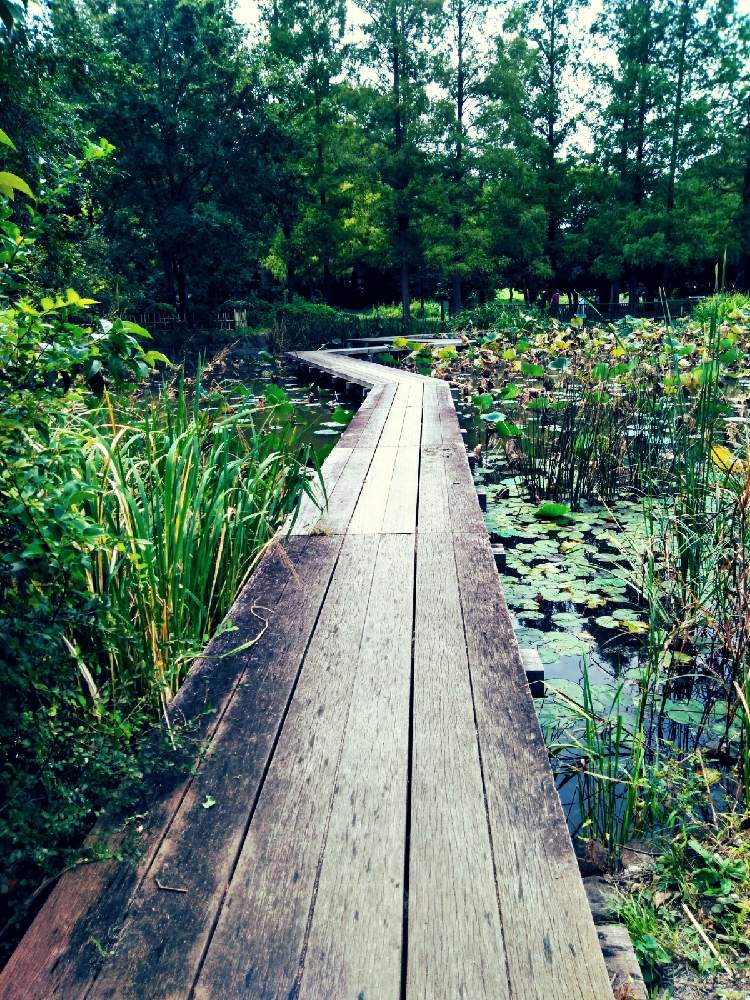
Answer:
[3, 0, 750, 325]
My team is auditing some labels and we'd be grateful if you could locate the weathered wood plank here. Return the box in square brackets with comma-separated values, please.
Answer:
[417, 446, 450, 531]
[408, 530, 511, 1000]
[87, 536, 345, 1000]
[193, 534, 379, 1000]
[420, 383, 443, 449]
[399, 401, 422, 447]
[4, 345, 613, 1000]
[382, 446, 420, 533]
[453, 531, 613, 999]
[379, 404, 407, 447]
[297, 533, 414, 999]
[291, 449, 352, 534]
[293, 446, 375, 535]
[0, 539, 314, 1000]
[348, 445, 399, 534]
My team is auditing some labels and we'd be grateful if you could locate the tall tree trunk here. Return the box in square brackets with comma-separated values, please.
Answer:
[176, 259, 187, 315]
[737, 93, 750, 291]
[628, 11, 650, 309]
[392, 11, 410, 324]
[398, 213, 411, 321]
[663, 0, 689, 292]
[450, 0, 465, 316]
[666, 0, 689, 215]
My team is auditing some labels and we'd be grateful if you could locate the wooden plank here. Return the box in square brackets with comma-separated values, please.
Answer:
[337, 386, 385, 446]
[406, 381, 424, 407]
[399, 402, 422, 447]
[444, 444, 486, 534]
[297, 533, 414, 999]
[291, 449, 352, 534]
[348, 445, 399, 534]
[378, 403, 407, 447]
[193, 534, 380, 1000]
[293, 447, 375, 536]
[421, 383, 443, 449]
[408, 530, 511, 1000]
[0, 539, 314, 1000]
[453, 532, 613, 999]
[417, 446, 450, 531]
[382, 446, 419, 533]
[354, 383, 397, 448]
[86, 536, 345, 1000]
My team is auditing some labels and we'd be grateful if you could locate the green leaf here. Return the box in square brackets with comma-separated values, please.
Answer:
[521, 361, 545, 377]
[202, 794, 216, 810]
[0, 128, 16, 151]
[471, 391, 493, 413]
[534, 502, 572, 521]
[0, 171, 34, 200]
[494, 420, 521, 438]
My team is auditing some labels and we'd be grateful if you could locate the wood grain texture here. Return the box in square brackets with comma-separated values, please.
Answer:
[87, 536, 344, 1000]
[408, 530, 511, 1000]
[4, 346, 612, 1000]
[193, 534, 380, 1000]
[293, 446, 375, 535]
[0, 539, 313, 1000]
[297, 533, 414, 1000]
[382, 446, 420, 533]
[348, 445, 399, 534]
[454, 531, 613, 999]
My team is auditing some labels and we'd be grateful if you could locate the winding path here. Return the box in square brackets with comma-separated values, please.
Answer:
[0, 350, 613, 999]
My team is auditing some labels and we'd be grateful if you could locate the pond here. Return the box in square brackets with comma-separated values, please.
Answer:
[155, 334, 357, 459]
[454, 392, 740, 835]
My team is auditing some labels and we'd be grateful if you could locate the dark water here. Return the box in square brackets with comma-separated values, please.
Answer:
[452, 386, 737, 836]
[156, 336, 356, 458]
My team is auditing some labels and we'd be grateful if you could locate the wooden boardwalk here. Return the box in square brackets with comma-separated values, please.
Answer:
[0, 352, 613, 999]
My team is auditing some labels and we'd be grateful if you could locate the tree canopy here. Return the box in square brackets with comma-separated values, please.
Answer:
[2, 0, 749, 316]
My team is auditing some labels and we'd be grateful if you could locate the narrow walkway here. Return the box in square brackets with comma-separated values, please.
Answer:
[0, 353, 612, 999]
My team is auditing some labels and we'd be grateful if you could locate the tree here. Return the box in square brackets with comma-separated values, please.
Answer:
[54, 0, 293, 313]
[357, 0, 442, 322]
[262, 0, 349, 301]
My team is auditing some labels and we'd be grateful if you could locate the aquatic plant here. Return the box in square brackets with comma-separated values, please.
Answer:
[69, 373, 319, 710]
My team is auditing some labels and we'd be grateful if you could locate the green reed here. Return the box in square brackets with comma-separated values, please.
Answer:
[63, 372, 318, 711]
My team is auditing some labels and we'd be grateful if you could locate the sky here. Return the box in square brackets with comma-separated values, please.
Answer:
[234, 0, 750, 31]
[233, 0, 750, 154]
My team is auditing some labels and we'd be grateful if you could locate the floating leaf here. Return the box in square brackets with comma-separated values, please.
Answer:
[534, 502, 572, 521]
[521, 361, 545, 378]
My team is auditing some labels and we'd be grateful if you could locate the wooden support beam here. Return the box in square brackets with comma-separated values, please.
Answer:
[491, 544, 506, 572]
[519, 648, 545, 698]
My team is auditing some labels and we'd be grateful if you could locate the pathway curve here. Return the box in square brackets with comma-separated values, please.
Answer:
[0, 351, 613, 999]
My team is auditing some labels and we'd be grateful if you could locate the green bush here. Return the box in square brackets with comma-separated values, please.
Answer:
[692, 292, 750, 325]
[449, 299, 542, 331]
[0, 142, 318, 959]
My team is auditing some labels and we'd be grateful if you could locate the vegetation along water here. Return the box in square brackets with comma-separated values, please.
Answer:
[3, 0, 750, 994]
[392, 297, 750, 993]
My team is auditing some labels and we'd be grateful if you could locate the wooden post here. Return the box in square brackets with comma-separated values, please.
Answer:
[519, 648, 545, 698]
[491, 544, 506, 572]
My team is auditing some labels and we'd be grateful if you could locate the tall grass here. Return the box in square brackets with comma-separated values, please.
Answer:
[65, 372, 319, 713]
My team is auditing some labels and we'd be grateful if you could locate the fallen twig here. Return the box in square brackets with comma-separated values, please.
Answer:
[682, 903, 731, 975]
[155, 877, 188, 894]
